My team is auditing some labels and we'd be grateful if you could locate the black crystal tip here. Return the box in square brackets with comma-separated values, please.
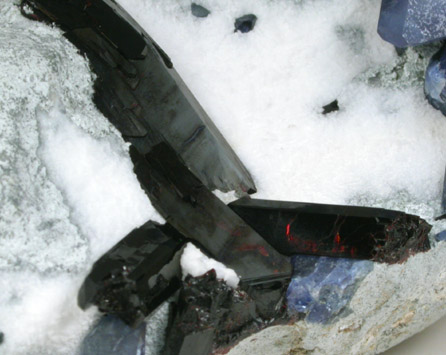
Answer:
[234, 14, 257, 33]
[0, 332, 3, 345]
[191, 3, 210, 18]
[322, 100, 339, 115]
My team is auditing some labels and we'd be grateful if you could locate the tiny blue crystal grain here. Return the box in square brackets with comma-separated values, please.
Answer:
[435, 230, 446, 242]
[425, 46, 446, 116]
[378, 0, 446, 48]
[191, 3, 210, 18]
[80, 315, 146, 355]
[287, 255, 373, 323]
[235, 14, 257, 33]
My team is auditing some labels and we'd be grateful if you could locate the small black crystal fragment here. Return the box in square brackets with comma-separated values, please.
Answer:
[22, 0, 256, 195]
[80, 315, 146, 355]
[229, 197, 431, 264]
[78, 221, 185, 327]
[235, 14, 257, 33]
[191, 3, 210, 18]
[163, 270, 289, 355]
[0, 332, 3, 345]
[130, 142, 291, 286]
[322, 100, 339, 114]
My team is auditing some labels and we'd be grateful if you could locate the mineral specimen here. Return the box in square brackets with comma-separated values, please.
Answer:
[162, 270, 288, 355]
[229, 197, 431, 263]
[21, 0, 256, 195]
[78, 221, 185, 327]
[378, 0, 446, 48]
[191, 3, 210, 18]
[322, 99, 339, 115]
[425, 46, 446, 116]
[79, 315, 146, 355]
[234, 14, 257, 33]
[287, 255, 373, 323]
[130, 142, 292, 286]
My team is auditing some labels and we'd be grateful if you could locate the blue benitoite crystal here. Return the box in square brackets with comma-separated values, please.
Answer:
[435, 230, 446, 242]
[378, 0, 446, 48]
[80, 315, 146, 355]
[425, 46, 446, 116]
[287, 256, 373, 323]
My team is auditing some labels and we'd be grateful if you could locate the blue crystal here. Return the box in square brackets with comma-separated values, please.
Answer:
[235, 14, 257, 33]
[425, 46, 446, 116]
[80, 315, 146, 355]
[378, 0, 446, 47]
[287, 255, 373, 323]
[191, 3, 210, 18]
[435, 230, 446, 242]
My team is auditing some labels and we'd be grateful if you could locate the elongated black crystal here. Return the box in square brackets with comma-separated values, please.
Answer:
[78, 221, 185, 327]
[22, 0, 256, 195]
[130, 142, 291, 286]
[229, 197, 431, 263]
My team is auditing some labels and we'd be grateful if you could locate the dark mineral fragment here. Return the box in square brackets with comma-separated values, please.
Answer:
[0, 332, 3, 345]
[322, 100, 339, 115]
[130, 142, 292, 286]
[191, 3, 210, 18]
[78, 221, 185, 327]
[163, 270, 288, 355]
[234, 14, 257, 33]
[21, 0, 256, 195]
[378, 0, 446, 48]
[80, 315, 146, 355]
[229, 197, 431, 264]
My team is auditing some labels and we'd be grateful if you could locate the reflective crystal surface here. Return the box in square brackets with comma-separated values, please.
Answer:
[287, 255, 373, 323]
[378, 0, 446, 47]
[22, 0, 256, 195]
[80, 315, 146, 355]
[229, 197, 431, 263]
[425, 46, 446, 116]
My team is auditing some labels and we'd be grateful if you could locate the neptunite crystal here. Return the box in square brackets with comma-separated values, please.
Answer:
[78, 221, 185, 327]
[425, 46, 446, 116]
[80, 315, 146, 355]
[163, 270, 287, 355]
[234, 14, 257, 33]
[21, 0, 256, 195]
[229, 197, 431, 263]
[378, 0, 446, 47]
[287, 255, 373, 323]
[322, 100, 339, 115]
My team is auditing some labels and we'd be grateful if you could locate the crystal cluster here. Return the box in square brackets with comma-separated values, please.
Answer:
[20, 0, 435, 353]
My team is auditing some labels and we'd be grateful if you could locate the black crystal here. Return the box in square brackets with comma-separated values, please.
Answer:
[322, 100, 339, 115]
[22, 0, 256, 195]
[191, 3, 210, 18]
[80, 315, 146, 355]
[130, 142, 291, 286]
[163, 270, 289, 355]
[235, 14, 257, 33]
[78, 221, 185, 327]
[229, 197, 431, 264]
[0, 332, 3, 345]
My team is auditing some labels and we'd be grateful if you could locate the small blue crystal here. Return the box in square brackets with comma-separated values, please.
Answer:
[378, 0, 446, 47]
[425, 46, 446, 116]
[191, 3, 210, 18]
[435, 230, 446, 242]
[287, 255, 373, 324]
[80, 315, 146, 355]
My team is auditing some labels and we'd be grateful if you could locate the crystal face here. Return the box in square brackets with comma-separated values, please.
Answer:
[78, 221, 185, 327]
[425, 46, 446, 116]
[22, 0, 256, 195]
[287, 256, 373, 323]
[229, 197, 431, 264]
[191, 3, 210, 18]
[79, 315, 146, 355]
[378, 0, 446, 47]
[235, 14, 257, 33]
